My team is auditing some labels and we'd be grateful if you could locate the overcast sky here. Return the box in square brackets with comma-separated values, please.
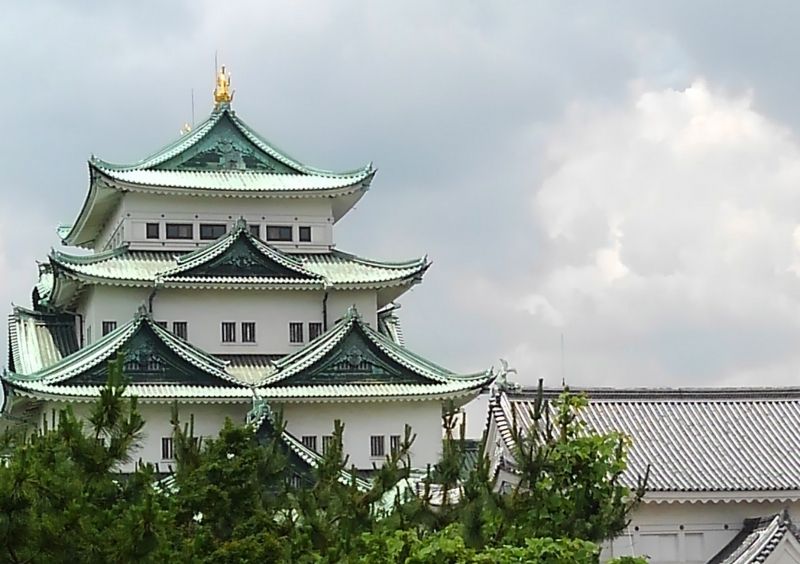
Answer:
[4, 1, 800, 388]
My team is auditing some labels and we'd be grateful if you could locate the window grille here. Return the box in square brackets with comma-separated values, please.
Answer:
[155, 321, 168, 329]
[370, 435, 385, 458]
[221, 322, 236, 343]
[161, 437, 174, 460]
[241, 322, 256, 343]
[166, 223, 193, 239]
[308, 322, 323, 341]
[172, 321, 188, 340]
[298, 226, 312, 242]
[322, 435, 335, 455]
[199, 223, 226, 240]
[248, 224, 261, 238]
[266, 225, 293, 242]
[301, 436, 317, 452]
[146, 223, 160, 239]
[390, 435, 402, 455]
[289, 322, 304, 344]
[101, 321, 117, 336]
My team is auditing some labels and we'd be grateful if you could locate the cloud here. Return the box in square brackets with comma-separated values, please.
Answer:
[501, 81, 800, 386]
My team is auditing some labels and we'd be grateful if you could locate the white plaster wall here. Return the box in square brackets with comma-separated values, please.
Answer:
[38, 400, 249, 472]
[279, 400, 443, 470]
[106, 192, 334, 252]
[81, 285, 379, 353]
[327, 290, 378, 328]
[603, 501, 800, 564]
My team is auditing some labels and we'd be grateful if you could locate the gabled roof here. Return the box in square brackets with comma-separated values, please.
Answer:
[709, 511, 800, 564]
[488, 387, 800, 500]
[257, 306, 493, 401]
[5, 308, 251, 400]
[45, 228, 429, 308]
[248, 398, 371, 489]
[7, 306, 79, 375]
[63, 105, 375, 247]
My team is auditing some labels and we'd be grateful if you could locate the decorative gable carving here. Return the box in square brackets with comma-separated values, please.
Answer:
[278, 327, 430, 386]
[173, 237, 315, 280]
[157, 116, 295, 173]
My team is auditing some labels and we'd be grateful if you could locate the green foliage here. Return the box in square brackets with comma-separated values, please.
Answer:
[0, 363, 646, 562]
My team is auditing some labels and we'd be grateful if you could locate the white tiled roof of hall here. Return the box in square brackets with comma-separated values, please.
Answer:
[491, 387, 800, 494]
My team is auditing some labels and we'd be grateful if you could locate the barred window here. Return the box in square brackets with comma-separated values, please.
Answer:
[322, 435, 335, 455]
[290, 474, 303, 489]
[155, 321, 168, 329]
[390, 435, 402, 455]
[161, 437, 174, 460]
[370, 435, 385, 458]
[298, 226, 312, 242]
[221, 322, 236, 343]
[248, 224, 261, 238]
[266, 225, 292, 242]
[172, 321, 188, 340]
[289, 322, 304, 344]
[242, 322, 256, 343]
[301, 435, 317, 452]
[166, 223, 193, 240]
[199, 223, 226, 240]
[308, 322, 323, 341]
[146, 223, 160, 239]
[101, 321, 117, 336]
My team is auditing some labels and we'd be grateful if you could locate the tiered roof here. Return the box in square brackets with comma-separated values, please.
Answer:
[63, 103, 375, 247]
[487, 387, 800, 503]
[42, 220, 429, 309]
[5, 307, 492, 404]
[709, 511, 800, 564]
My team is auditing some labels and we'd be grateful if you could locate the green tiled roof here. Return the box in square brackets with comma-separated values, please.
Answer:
[261, 306, 493, 392]
[47, 225, 429, 306]
[8, 306, 79, 375]
[5, 307, 492, 403]
[6, 308, 244, 391]
[63, 106, 375, 248]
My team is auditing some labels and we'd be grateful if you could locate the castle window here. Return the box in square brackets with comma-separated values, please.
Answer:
[322, 435, 335, 455]
[155, 321, 168, 329]
[289, 322, 304, 344]
[301, 436, 317, 451]
[166, 223, 193, 240]
[298, 226, 312, 242]
[200, 223, 226, 240]
[370, 436, 385, 458]
[221, 322, 236, 343]
[161, 437, 174, 460]
[241, 322, 256, 343]
[248, 224, 261, 238]
[146, 223, 160, 239]
[390, 435, 402, 455]
[101, 321, 117, 336]
[308, 322, 323, 341]
[266, 225, 292, 242]
[172, 321, 188, 340]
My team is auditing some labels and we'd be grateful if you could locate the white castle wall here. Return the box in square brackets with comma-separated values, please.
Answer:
[280, 401, 443, 470]
[603, 501, 800, 564]
[35, 399, 442, 472]
[77, 285, 378, 353]
[96, 191, 335, 253]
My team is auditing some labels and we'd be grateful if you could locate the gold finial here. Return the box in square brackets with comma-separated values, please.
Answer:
[213, 65, 234, 106]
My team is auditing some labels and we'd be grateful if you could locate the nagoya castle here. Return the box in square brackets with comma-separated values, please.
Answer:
[1, 67, 494, 472]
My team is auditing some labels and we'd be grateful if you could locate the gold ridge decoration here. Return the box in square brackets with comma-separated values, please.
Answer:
[213, 65, 234, 106]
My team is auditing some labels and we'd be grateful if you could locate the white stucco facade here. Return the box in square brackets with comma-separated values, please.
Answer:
[279, 400, 443, 469]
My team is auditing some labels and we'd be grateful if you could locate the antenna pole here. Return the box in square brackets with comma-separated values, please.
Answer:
[560, 333, 566, 387]
[191, 88, 195, 127]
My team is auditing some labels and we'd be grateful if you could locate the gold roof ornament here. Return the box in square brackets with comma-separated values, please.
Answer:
[213, 65, 234, 106]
